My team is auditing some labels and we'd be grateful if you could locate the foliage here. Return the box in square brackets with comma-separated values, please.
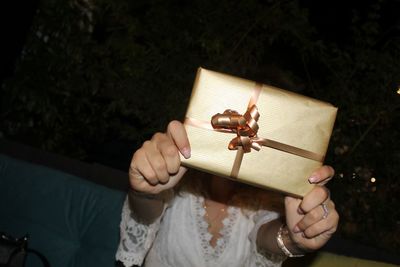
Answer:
[1, 0, 399, 253]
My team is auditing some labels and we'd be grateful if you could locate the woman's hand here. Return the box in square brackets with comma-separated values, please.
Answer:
[129, 120, 191, 195]
[284, 165, 339, 252]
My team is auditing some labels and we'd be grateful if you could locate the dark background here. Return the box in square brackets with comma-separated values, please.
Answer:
[1, 0, 399, 260]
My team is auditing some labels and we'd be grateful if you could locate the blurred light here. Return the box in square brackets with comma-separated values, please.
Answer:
[397, 87, 400, 94]
[370, 177, 376, 183]
[339, 173, 344, 178]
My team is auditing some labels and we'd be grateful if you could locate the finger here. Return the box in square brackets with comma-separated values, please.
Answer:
[299, 186, 330, 214]
[152, 132, 181, 175]
[308, 165, 335, 185]
[130, 149, 159, 186]
[295, 200, 334, 233]
[284, 195, 302, 220]
[167, 120, 191, 159]
[152, 166, 188, 193]
[157, 137, 180, 174]
[143, 140, 170, 184]
[302, 208, 339, 239]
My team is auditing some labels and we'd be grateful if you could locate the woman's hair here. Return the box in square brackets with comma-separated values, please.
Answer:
[175, 168, 285, 214]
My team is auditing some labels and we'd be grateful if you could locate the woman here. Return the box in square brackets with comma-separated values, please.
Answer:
[116, 121, 339, 267]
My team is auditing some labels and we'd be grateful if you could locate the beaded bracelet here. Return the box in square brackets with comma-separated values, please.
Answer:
[276, 224, 305, 258]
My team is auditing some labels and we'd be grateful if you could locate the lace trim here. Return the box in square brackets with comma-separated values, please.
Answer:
[116, 198, 163, 267]
[253, 247, 287, 266]
[249, 210, 286, 266]
[193, 196, 239, 263]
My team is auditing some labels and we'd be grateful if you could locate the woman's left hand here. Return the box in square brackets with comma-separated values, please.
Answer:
[284, 165, 339, 252]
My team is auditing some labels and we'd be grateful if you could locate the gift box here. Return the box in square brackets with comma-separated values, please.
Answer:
[181, 67, 337, 197]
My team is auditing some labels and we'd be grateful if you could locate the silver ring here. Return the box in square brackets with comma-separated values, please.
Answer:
[321, 202, 329, 219]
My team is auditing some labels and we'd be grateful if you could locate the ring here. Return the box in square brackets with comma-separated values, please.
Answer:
[321, 202, 329, 219]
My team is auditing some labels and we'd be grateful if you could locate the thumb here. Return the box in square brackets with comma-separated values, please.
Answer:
[284, 196, 303, 230]
[167, 120, 191, 159]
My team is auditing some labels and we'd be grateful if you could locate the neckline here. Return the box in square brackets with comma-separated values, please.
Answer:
[192, 195, 239, 263]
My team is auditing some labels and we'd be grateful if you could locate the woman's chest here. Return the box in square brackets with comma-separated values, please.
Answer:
[152, 195, 255, 267]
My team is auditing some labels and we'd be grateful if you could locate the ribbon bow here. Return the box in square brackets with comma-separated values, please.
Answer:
[211, 105, 264, 153]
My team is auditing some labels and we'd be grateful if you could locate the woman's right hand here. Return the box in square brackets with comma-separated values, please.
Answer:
[129, 120, 191, 195]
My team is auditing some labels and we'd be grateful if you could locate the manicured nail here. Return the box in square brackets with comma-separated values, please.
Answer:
[293, 225, 301, 233]
[181, 147, 191, 159]
[308, 176, 318, 184]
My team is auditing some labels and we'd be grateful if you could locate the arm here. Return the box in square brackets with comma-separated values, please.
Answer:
[116, 121, 191, 266]
[127, 120, 191, 224]
[127, 190, 169, 224]
[256, 166, 340, 257]
[256, 218, 305, 256]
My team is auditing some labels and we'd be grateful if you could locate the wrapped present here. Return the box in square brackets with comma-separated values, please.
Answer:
[181, 67, 337, 197]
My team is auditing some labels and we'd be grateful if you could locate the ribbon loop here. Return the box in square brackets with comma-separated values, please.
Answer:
[211, 105, 261, 153]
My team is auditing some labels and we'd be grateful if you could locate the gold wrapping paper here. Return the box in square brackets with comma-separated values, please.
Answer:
[181, 67, 337, 197]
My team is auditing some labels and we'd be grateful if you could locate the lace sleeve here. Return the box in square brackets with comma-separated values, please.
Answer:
[115, 192, 172, 267]
[247, 210, 286, 267]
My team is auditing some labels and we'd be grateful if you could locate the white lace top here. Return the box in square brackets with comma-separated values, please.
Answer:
[116, 192, 285, 267]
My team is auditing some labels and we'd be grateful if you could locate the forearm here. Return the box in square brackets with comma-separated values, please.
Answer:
[256, 218, 304, 257]
[128, 190, 171, 225]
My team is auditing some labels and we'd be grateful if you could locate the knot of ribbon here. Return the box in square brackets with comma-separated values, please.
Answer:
[211, 105, 264, 153]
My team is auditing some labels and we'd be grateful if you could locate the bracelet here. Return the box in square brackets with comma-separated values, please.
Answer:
[276, 224, 305, 258]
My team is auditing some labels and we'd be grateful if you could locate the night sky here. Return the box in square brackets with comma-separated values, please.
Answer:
[2, 0, 399, 85]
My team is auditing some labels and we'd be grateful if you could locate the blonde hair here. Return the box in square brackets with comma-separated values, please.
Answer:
[175, 168, 285, 215]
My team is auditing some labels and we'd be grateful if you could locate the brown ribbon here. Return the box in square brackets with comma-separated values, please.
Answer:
[185, 83, 324, 178]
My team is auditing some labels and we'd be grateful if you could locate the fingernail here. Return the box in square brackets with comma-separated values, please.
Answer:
[301, 232, 306, 238]
[181, 147, 191, 159]
[308, 176, 318, 184]
[293, 225, 301, 233]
